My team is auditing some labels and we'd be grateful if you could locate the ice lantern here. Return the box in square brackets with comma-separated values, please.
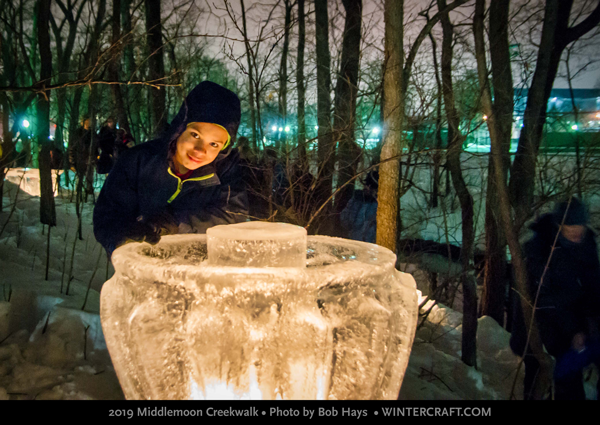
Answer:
[100, 222, 418, 400]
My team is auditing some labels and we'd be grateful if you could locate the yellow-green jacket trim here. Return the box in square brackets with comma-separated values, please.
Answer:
[167, 167, 215, 203]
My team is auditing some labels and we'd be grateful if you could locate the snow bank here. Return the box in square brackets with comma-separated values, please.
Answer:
[3, 167, 595, 400]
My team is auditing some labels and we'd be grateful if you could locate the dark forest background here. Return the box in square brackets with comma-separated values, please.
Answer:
[1, 0, 600, 397]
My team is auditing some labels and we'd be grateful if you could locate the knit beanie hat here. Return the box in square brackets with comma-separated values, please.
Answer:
[164, 81, 241, 155]
[554, 197, 589, 225]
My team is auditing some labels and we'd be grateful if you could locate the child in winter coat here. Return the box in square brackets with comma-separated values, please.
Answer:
[93, 81, 249, 256]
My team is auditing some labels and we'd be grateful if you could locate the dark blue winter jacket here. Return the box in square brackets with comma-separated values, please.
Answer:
[510, 213, 600, 357]
[93, 81, 249, 255]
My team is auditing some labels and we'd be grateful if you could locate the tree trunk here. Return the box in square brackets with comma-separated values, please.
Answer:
[438, 0, 476, 368]
[240, 0, 257, 148]
[473, 0, 553, 399]
[50, 0, 83, 153]
[480, 0, 512, 325]
[376, 0, 403, 252]
[110, 0, 131, 134]
[278, 0, 292, 152]
[333, 0, 362, 216]
[296, 0, 307, 164]
[314, 0, 334, 233]
[0, 94, 14, 213]
[122, 0, 141, 142]
[429, 32, 442, 210]
[36, 0, 56, 228]
[145, 0, 166, 137]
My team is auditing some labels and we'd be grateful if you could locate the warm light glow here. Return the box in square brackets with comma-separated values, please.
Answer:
[596, 112, 600, 119]
[101, 223, 418, 400]
[22, 119, 30, 128]
[191, 368, 263, 400]
[483, 115, 488, 121]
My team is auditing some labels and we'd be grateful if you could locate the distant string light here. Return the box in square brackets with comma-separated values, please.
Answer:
[571, 124, 578, 130]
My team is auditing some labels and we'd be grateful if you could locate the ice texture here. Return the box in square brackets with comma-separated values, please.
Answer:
[100, 223, 418, 400]
[207, 222, 307, 268]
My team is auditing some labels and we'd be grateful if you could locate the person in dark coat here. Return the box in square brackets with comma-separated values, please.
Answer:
[340, 170, 378, 243]
[96, 117, 117, 174]
[68, 116, 98, 198]
[68, 116, 97, 173]
[114, 129, 135, 157]
[93, 81, 249, 256]
[510, 197, 600, 400]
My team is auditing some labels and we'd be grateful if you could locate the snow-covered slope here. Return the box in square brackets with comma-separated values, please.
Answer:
[1, 168, 592, 400]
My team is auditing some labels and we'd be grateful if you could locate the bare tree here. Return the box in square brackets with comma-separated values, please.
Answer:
[314, 0, 334, 233]
[473, 0, 553, 399]
[437, 0, 476, 368]
[376, 0, 403, 252]
[37, 0, 56, 228]
[277, 0, 293, 152]
[333, 0, 362, 218]
[109, 0, 131, 134]
[240, 0, 257, 146]
[508, 0, 600, 229]
[49, 0, 87, 153]
[145, 0, 167, 136]
[478, 0, 513, 326]
[296, 0, 307, 164]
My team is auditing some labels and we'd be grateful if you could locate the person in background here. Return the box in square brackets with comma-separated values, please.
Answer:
[97, 117, 117, 174]
[510, 197, 600, 400]
[68, 115, 97, 198]
[93, 81, 249, 256]
[114, 129, 135, 158]
[340, 170, 379, 243]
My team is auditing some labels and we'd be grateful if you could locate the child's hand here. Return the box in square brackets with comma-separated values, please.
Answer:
[147, 211, 180, 237]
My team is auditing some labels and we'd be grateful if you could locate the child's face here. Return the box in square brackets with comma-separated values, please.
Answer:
[174, 122, 228, 172]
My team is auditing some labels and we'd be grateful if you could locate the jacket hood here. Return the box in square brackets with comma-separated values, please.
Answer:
[529, 213, 557, 235]
[163, 81, 241, 161]
[529, 212, 596, 246]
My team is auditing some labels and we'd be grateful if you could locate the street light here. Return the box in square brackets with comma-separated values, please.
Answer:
[284, 126, 290, 133]
[372, 127, 380, 135]
[272, 125, 278, 132]
[22, 119, 30, 128]
[572, 124, 578, 131]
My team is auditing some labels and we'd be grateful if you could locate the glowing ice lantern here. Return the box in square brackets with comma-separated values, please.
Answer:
[100, 222, 418, 400]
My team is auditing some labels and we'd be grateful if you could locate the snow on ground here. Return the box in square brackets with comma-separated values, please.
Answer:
[0, 167, 579, 401]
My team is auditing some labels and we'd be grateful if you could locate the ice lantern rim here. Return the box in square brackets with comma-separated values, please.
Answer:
[207, 221, 307, 241]
[110, 225, 399, 281]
